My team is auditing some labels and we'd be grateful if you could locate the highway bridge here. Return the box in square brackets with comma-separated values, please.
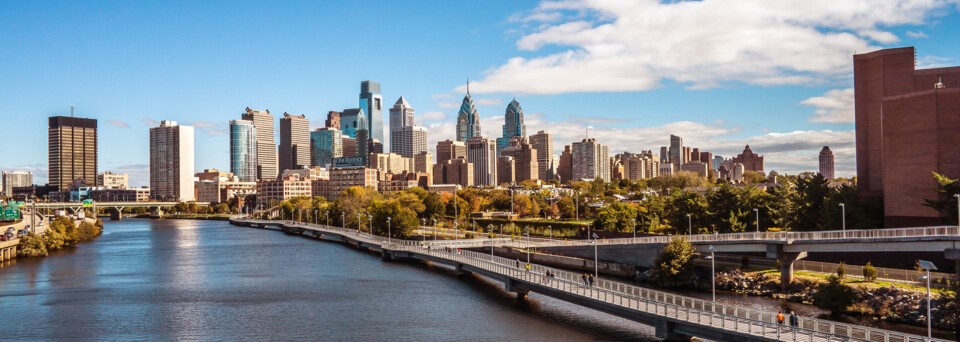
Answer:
[31, 202, 209, 219]
[230, 217, 950, 342]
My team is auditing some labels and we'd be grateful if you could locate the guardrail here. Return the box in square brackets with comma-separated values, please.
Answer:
[232, 217, 950, 342]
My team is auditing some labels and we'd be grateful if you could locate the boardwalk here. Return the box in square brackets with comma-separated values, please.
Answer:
[232, 218, 950, 342]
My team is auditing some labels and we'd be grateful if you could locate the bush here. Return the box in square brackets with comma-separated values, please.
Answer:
[652, 237, 695, 287]
[836, 262, 846, 279]
[813, 275, 857, 317]
[862, 262, 877, 282]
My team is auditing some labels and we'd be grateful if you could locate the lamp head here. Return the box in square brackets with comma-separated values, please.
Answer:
[708, 245, 715, 252]
[918, 260, 938, 271]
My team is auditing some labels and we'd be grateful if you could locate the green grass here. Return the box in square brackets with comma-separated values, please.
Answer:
[791, 271, 952, 295]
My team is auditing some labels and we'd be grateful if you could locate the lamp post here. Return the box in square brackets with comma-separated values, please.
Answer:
[454, 190, 458, 230]
[839, 203, 846, 231]
[525, 227, 530, 266]
[341, 212, 345, 228]
[592, 233, 600, 277]
[326, 210, 329, 226]
[499, 224, 503, 239]
[575, 191, 579, 221]
[387, 217, 392, 243]
[368, 214, 372, 234]
[548, 225, 552, 239]
[357, 213, 362, 233]
[954, 194, 959, 229]
[687, 214, 692, 235]
[422, 218, 427, 241]
[918, 260, 938, 339]
[314, 210, 318, 224]
[433, 219, 438, 241]
[753, 208, 759, 232]
[707, 245, 716, 302]
[632, 219, 636, 240]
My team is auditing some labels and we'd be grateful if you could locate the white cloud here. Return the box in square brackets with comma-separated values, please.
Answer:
[906, 30, 929, 38]
[419, 111, 447, 122]
[141, 118, 160, 127]
[188, 121, 218, 128]
[466, 0, 954, 95]
[106, 120, 130, 128]
[431, 93, 454, 99]
[802, 88, 854, 123]
[916, 55, 954, 69]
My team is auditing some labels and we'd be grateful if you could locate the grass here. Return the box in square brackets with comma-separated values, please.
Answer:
[783, 271, 954, 295]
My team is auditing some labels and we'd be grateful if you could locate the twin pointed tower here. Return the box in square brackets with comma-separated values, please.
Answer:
[456, 80, 482, 142]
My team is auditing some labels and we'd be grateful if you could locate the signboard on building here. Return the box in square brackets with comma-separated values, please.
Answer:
[333, 156, 366, 169]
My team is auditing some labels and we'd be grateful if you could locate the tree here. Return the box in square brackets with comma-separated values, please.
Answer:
[923, 172, 960, 225]
[652, 237, 695, 287]
[836, 262, 846, 279]
[557, 196, 576, 219]
[370, 198, 420, 239]
[812, 275, 856, 317]
[862, 262, 877, 282]
[594, 202, 638, 232]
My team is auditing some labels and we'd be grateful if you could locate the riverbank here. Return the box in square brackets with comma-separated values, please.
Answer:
[16, 217, 103, 258]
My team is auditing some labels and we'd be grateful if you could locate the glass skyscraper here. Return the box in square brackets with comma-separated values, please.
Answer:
[456, 88, 481, 142]
[359, 81, 383, 146]
[311, 128, 342, 168]
[496, 99, 525, 155]
[230, 120, 257, 182]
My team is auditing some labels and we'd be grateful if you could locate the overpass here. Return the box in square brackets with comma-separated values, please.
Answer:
[32, 202, 209, 219]
[230, 217, 948, 342]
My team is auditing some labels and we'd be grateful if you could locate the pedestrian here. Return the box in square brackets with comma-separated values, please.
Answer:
[588, 274, 595, 287]
[776, 311, 785, 325]
[516, 259, 520, 268]
[789, 311, 798, 327]
[581, 274, 587, 286]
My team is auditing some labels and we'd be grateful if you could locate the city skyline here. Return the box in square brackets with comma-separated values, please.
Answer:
[3, 2, 960, 186]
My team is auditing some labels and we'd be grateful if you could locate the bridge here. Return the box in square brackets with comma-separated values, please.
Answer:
[31, 202, 209, 220]
[230, 217, 949, 342]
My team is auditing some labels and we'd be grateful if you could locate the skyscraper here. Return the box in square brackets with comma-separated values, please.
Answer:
[279, 113, 310, 171]
[669, 134, 683, 170]
[230, 120, 257, 182]
[436, 140, 467, 162]
[360, 81, 384, 145]
[49, 116, 98, 190]
[819, 146, 835, 180]
[325, 111, 341, 129]
[2, 171, 32, 197]
[456, 85, 481, 142]
[149, 121, 195, 201]
[466, 137, 497, 186]
[389, 96, 415, 130]
[528, 130, 553, 180]
[414, 151, 433, 176]
[241, 107, 277, 181]
[499, 137, 538, 183]
[731, 145, 764, 172]
[311, 128, 342, 168]
[497, 99, 525, 155]
[558, 145, 573, 183]
[340, 108, 369, 166]
[572, 138, 610, 181]
[391, 126, 427, 158]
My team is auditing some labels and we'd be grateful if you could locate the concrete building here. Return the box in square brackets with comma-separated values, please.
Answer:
[499, 137, 538, 183]
[49, 116, 98, 191]
[89, 187, 150, 202]
[195, 171, 256, 204]
[659, 163, 674, 175]
[819, 146, 835, 180]
[312, 167, 379, 201]
[854, 46, 960, 226]
[359, 81, 384, 146]
[611, 158, 624, 180]
[680, 161, 709, 178]
[282, 167, 330, 181]
[342, 136, 357, 158]
[669, 134, 683, 171]
[389, 96, 415, 131]
[528, 130, 553, 180]
[2, 171, 32, 197]
[340, 108, 368, 166]
[558, 145, 573, 183]
[369, 152, 414, 177]
[368, 138, 383, 155]
[279, 113, 310, 171]
[572, 138, 610, 181]
[96, 172, 128, 189]
[229, 120, 258, 182]
[432, 158, 473, 188]
[241, 107, 277, 181]
[258, 174, 311, 203]
[414, 151, 433, 177]
[149, 121, 195, 202]
[698, 151, 714, 170]
[437, 140, 467, 162]
[379, 171, 430, 192]
[456, 86, 481, 141]
[497, 156, 515, 185]
[731, 145, 764, 173]
[466, 137, 497, 186]
[391, 126, 427, 158]
[712, 156, 723, 171]
[496, 99, 525, 155]
[196, 169, 232, 182]
[311, 128, 343, 168]
[324, 111, 340, 129]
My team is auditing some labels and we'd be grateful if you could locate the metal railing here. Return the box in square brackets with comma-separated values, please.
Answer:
[231, 217, 950, 342]
[705, 254, 955, 285]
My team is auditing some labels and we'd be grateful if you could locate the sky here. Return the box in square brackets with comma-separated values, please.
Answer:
[2, 0, 959, 187]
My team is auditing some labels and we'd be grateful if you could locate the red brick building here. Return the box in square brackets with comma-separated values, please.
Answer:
[854, 46, 960, 226]
[731, 145, 764, 173]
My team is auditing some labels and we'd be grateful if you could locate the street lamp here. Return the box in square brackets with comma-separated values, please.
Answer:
[387, 217, 392, 243]
[687, 214, 692, 235]
[314, 210, 318, 224]
[422, 218, 427, 241]
[753, 208, 759, 232]
[326, 210, 329, 226]
[433, 219, 438, 240]
[631, 218, 636, 240]
[357, 212, 362, 233]
[341, 212, 345, 228]
[368, 214, 372, 234]
[525, 227, 530, 266]
[707, 245, 716, 302]
[592, 233, 600, 277]
[548, 225, 552, 239]
[918, 260, 938, 339]
[839, 203, 846, 231]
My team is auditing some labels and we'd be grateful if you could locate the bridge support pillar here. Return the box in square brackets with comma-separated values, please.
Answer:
[504, 278, 528, 299]
[946, 249, 960, 280]
[110, 207, 123, 220]
[778, 252, 807, 291]
[655, 319, 692, 341]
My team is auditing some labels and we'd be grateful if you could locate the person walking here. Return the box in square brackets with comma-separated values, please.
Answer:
[776, 311, 785, 325]
[581, 274, 587, 286]
[789, 311, 798, 327]
[588, 274, 595, 287]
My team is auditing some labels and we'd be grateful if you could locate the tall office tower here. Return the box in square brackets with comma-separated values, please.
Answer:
[683, 147, 692, 164]
[659, 146, 668, 163]
[669, 134, 683, 170]
[528, 130, 553, 180]
[241, 107, 277, 181]
[819, 146, 835, 180]
[389, 96, 415, 130]
[731, 145, 764, 172]
[572, 138, 610, 181]
[558, 145, 573, 183]
[2, 171, 32, 197]
[699, 151, 713, 170]
[360, 81, 384, 144]
[391, 126, 427, 158]
[456, 85, 481, 141]
[497, 156, 515, 185]
[436, 140, 467, 162]
[611, 158, 625, 180]
[496, 99, 525, 155]
[341, 137, 357, 157]
[325, 111, 341, 129]
[712, 156, 723, 171]
[230, 120, 257, 182]
[279, 113, 310, 171]
[49, 116, 98, 190]
[499, 137, 538, 183]
[466, 137, 497, 186]
[414, 151, 433, 176]
[368, 139, 383, 154]
[149, 121, 195, 201]
[616, 153, 643, 180]
[340, 108, 369, 165]
[311, 128, 343, 168]
[690, 148, 700, 162]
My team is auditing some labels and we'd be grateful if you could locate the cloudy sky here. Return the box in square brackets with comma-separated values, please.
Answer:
[2, 0, 959, 186]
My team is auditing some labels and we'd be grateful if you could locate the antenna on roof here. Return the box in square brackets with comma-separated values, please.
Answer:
[70, 106, 74, 117]
[466, 77, 470, 95]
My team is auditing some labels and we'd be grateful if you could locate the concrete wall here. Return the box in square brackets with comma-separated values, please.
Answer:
[538, 243, 664, 268]
[492, 247, 638, 278]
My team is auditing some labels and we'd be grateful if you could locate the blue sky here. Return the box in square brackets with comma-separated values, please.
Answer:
[2, 0, 959, 186]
